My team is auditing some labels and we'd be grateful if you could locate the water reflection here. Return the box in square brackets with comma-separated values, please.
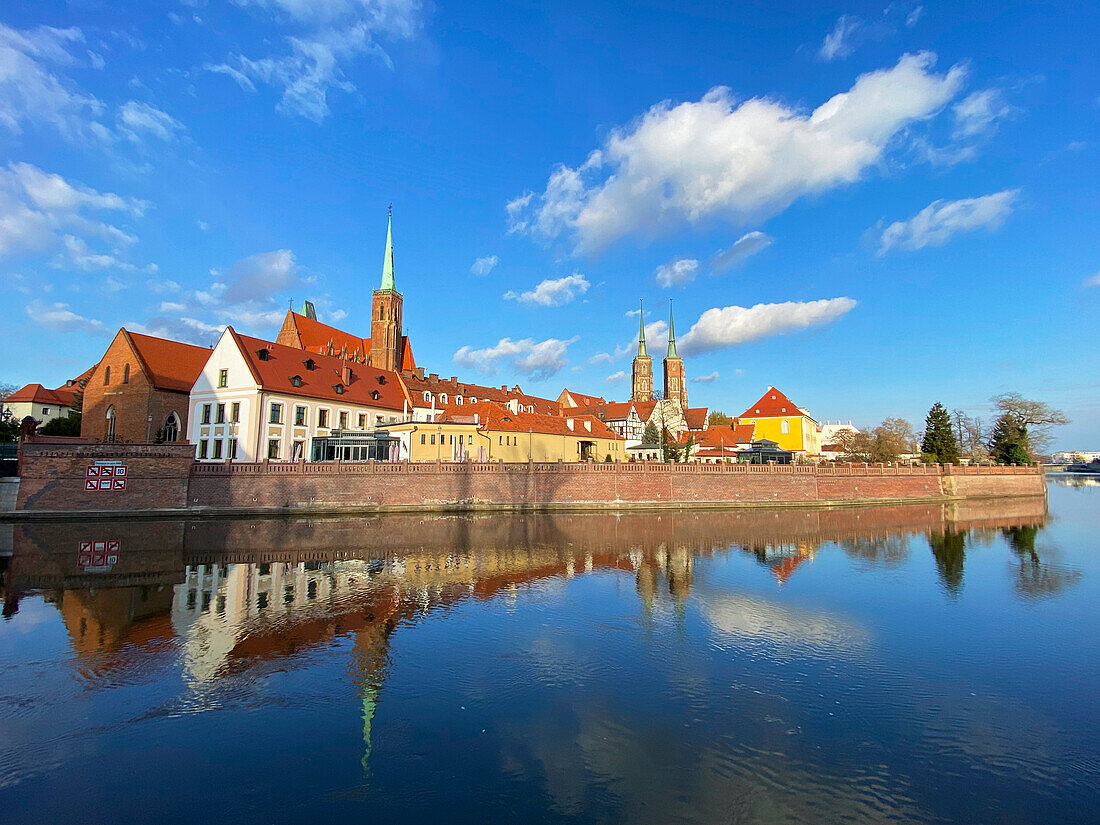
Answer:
[3, 492, 1097, 824]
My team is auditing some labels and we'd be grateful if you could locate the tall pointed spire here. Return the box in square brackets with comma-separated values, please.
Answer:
[380, 204, 395, 291]
[637, 299, 647, 356]
[667, 300, 678, 358]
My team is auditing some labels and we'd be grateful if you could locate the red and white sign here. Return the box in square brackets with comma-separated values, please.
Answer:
[78, 539, 119, 572]
[86, 461, 126, 491]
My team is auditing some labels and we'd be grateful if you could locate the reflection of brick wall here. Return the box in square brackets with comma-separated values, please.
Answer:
[16, 442, 195, 512]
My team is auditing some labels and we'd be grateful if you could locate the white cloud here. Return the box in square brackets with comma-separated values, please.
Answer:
[504, 273, 589, 306]
[819, 15, 863, 61]
[0, 163, 146, 267]
[505, 191, 533, 234]
[54, 234, 134, 272]
[146, 278, 181, 294]
[679, 298, 857, 356]
[159, 301, 187, 313]
[654, 257, 699, 288]
[605, 370, 626, 383]
[877, 189, 1020, 254]
[624, 308, 642, 318]
[25, 300, 106, 336]
[711, 231, 772, 272]
[906, 6, 925, 27]
[117, 100, 185, 142]
[128, 316, 224, 346]
[454, 336, 578, 381]
[470, 254, 499, 276]
[691, 371, 719, 384]
[588, 352, 614, 365]
[614, 319, 668, 359]
[952, 89, 1016, 140]
[221, 249, 300, 303]
[512, 53, 965, 254]
[0, 23, 109, 143]
[209, 1, 423, 122]
[1083, 271, 1100, 288]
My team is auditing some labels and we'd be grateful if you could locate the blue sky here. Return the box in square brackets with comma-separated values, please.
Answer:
[1, 1, 1097, 449]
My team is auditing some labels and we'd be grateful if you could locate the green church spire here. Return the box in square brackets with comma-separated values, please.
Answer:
[637, 299, 647, 357]
[667, 300, 679, 358]
[380, 205, 395, 291]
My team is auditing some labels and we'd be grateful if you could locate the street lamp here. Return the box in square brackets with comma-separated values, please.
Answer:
[437, 425, 442, 461]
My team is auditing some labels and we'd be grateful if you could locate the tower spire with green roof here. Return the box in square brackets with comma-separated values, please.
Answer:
[667, 300, 678, 358]
[380, 204, 395, 291]
[637, 299, 647, 356]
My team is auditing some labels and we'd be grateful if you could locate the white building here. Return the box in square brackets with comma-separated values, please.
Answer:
[188, 328, 414, 462]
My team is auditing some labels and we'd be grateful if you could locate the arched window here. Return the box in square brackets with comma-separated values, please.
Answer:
[123, 363, 130, 384]
[423, 391, 431, 402]
[105, 406, 116, 442]
[439, 393, 448, 404]
[163, 412, 180, 442]
[104, 366, 110, 385]
[781, 419, 790, 434]
[378, 305, 385, 320]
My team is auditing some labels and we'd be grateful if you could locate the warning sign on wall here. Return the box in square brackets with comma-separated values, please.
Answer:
[78, 540, 119, 572]
[85, 461, 127, 491]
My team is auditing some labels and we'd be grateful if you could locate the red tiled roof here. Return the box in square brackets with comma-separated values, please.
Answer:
[575, 401, 634, 421]
[739, 386, 810, 420]
[684, 407, 709, 431]
[5, 383, 69, 406]
[125, 330, 212, 393]
[285, 312, 416, 371]
[437, 399, 621, 440]
[634, 400, 658, 421]
[230, 329, 412, 412]
[405, 375, 560, 415]
[561, 389, 605, 408]
[696, 422, 756, 448]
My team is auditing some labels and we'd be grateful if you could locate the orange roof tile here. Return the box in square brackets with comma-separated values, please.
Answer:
[561, 389, 606, 408]
[575, 401, 635, 421]
[405, 375, 560, 415]
[634, 400, 658, 421]
[124, 330, 211, 393]
[286, 311, 416, 370]
[5, 383, 69, 406]
[436, 399, 621, 440]
[230, 329, 412, 412]
[684, 407, 709, 431]
[738, 386, 811, 420]
[696, 422, 756, 449]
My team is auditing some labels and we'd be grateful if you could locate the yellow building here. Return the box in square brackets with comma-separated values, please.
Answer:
[737, 386, 822, 455]
[380, 401, 625, 462]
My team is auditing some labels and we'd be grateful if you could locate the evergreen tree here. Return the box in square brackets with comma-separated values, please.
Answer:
[921, 402, 959, 464]
[988, 412, 1030, 464]
[642, 420, 659, 445]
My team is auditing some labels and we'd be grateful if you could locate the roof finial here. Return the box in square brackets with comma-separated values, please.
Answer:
[380, 207, 395, 291]
[667, 299, 678, 358]
[637, 299, 647, 357]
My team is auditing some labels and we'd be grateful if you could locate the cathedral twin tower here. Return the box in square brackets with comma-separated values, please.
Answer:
[631, 301, 688, 409]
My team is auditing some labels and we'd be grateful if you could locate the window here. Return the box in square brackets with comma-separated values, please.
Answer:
[456, 396, 463, 406]
[358, 413, 367, 429]
[215, 403, 225, 424]
[781, 420, 790, 435]
[377, 375, 386, 385]
[269, 403, 282, 424]
[335, 384, 344, 395]
[371, 390, 380, 400]
[104, 366, 110, 385]
[267, 439, 280, 459]
[499, 436, 503, 445]
[423, 392, 431, 402]
[212, 439, 223, 459]
[318, 409, 329, 428]
[218, 368, 228, 388]
[258, 348, 270, 361]
[420, 434, 426, 445]
[230, 402, 240, 423]
[430, 434, 436, 445]
[291, 375, 302, 388]
[294, 406, 306, 426]
[105, 406, 116, 442]
[122, 364, 130, 384]
[338, 411, 348, 429]
[163, 413, 179, 442]
[440, 393, 448, 404]
[201, 404, 212, 425]
[468, 435, 473, 444]
[228, 438, 238, 460]
[198, 439, 209, 459]
[42, 407, 50, 415]
[292, 440, 304, 460]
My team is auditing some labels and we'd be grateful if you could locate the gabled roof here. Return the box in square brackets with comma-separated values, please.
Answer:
[575, 401, 635, 421]
[124, 330, 211, 393]
[279, 310, 416, 371]
[560, 389, 606, 409]
[684, 407, 709, 431]
[696, 422, 756, 449]
[436, 399, 621, 440]
[739, 386, 814, 421]
[634, 400, 658, 421]
[406, 374, 560, 415]
[228, 329, 412, 412]
[5, 383, 69, 406]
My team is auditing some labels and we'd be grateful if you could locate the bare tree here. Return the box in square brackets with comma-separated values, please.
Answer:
[830, 418, 917, 463]
[991, 393, 1069, 455]
[952, 409, 988, 460]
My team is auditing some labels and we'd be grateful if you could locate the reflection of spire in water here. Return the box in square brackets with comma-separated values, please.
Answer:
[361, 681, 380, 776]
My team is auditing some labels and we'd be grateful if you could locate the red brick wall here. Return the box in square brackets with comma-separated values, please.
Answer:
[16, 442, 195, 512]
[80, 332, 191, 443]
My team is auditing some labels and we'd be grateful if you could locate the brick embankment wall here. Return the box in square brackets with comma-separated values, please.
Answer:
[9, 443, 1047, 516]
[15, 441, 196, 513]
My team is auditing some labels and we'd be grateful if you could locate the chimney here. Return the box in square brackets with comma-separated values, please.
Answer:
[450, 376, 457, 383]
[429, 373, 439, 382]
[416, 367, 425, 380]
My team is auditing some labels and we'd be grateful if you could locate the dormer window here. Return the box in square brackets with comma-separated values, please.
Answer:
[377, 375, 386, 385]
[257, 348, 270, 362]
[371, 390, 380, 400]
[335, 384, 345, 395]
[423, 391, 431, 402]
[456, 396, 463, 405]
[439, 393, 448, 404]
[304, 359, 315, 371]
[291, 375, 303, 387]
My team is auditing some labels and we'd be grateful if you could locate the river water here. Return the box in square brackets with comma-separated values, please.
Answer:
[1, 478, 1097, 824]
